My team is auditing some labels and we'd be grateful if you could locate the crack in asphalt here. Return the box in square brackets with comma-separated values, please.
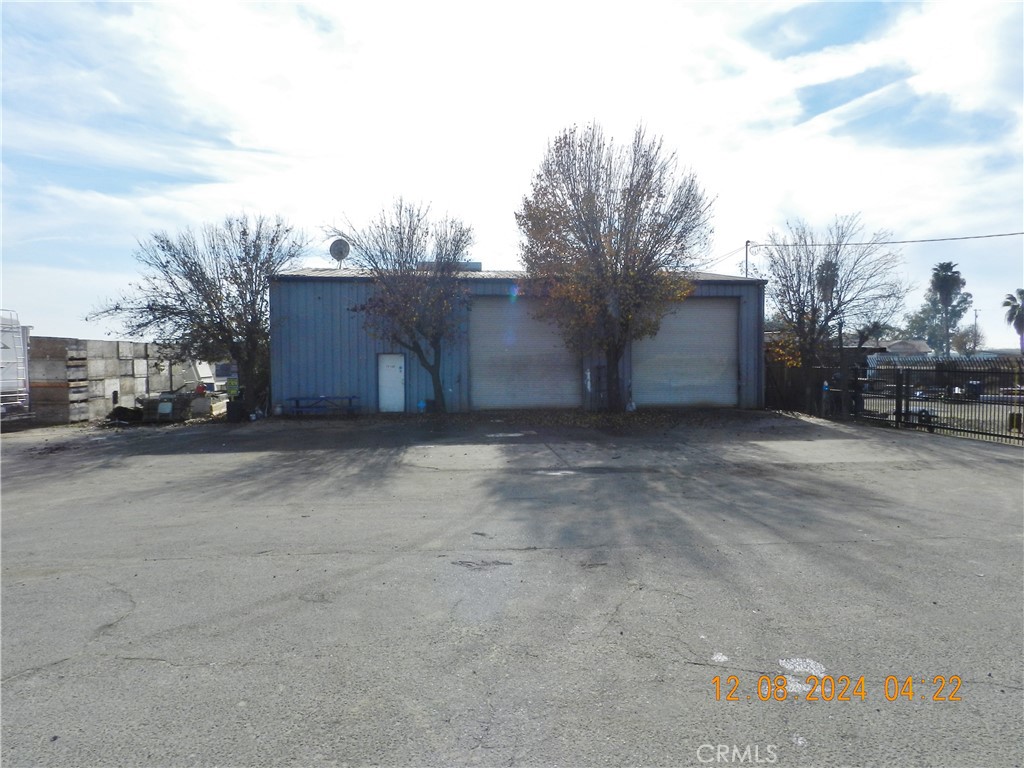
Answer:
[91, 583, 137, 639]
[540, 440, 573, 470]
[597, 585, 640, 638]
[1, 657, 75, 683]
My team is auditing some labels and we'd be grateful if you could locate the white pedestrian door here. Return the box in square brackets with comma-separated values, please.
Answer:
[378, 354, 405, 412]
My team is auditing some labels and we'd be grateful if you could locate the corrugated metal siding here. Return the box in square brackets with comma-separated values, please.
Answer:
[271, 273, 764, 413]
[271, 279, 471, 413]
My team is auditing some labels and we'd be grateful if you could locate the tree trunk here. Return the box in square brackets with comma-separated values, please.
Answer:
[236, 355, 261, 413]
[417, 339, 447, 413]
[234, 333, 270, 414]
[605, 344, 625, 411]
[428, 362, 447, 413]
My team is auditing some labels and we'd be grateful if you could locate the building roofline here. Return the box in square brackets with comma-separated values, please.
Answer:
[275, 267, 766, 285]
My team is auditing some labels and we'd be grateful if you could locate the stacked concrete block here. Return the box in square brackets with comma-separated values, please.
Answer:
[134, 356, 149, 407]
[28, 337, 201, 425]
[28, 337, 90, 424]
[144, 348, 197, 395]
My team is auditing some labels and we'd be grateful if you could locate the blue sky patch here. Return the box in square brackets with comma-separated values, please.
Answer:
[836, 84, 1017, 148]
[797, 66, 912, 122]
[977, 148, 1024, 181]
[3, 153, 217, 197]
[294, 4, 335, 35]
[747, 2, 908, 59]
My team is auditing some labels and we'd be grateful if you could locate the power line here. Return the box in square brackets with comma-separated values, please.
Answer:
[705, 244, 746, 269]
[707, 230, 1022, 274]
[747, 231, 1024, 249]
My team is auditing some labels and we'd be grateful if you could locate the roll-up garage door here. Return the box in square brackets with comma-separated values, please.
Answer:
[631, 298, 739, 406]
[470, 297, 582, 408]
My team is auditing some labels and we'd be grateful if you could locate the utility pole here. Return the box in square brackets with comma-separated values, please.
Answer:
[745, 240, 751, 278]
[839, 317, 849, 420]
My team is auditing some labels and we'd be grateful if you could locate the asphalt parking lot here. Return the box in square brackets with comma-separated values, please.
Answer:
[2, 410, 1022, 767]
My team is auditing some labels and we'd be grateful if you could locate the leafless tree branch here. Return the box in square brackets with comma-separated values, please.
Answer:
[88, 214, 307, 409]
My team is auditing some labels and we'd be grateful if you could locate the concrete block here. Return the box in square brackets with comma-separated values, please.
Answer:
[29, 337, 80, 360]
[86, 340, 118, 359]
[190, 396, 228, 417]
[87, 357, 119, 379]
[88, 397, 112, 421]
[28, 359, 72, 383]
[148, 361, 171, 392]
[86, 378, 120, 399]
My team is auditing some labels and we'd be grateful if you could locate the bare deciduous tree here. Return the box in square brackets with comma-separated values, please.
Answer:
[89, 214, 307, 411]
[330, 199, 474, 413]
[516, 122, 714, 410]
[951, 324, 985, 355]
[758, 214, 909, 368]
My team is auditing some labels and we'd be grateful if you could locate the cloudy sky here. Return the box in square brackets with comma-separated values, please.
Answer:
[2, 1, 1022, 348]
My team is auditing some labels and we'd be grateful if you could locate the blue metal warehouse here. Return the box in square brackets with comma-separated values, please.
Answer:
[269, 266, 765, 414]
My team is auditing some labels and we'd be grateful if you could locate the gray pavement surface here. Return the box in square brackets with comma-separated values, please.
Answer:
[2, 410, 1022, 768]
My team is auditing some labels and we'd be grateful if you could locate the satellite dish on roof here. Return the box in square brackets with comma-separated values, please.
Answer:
[329, 238, 350, 265]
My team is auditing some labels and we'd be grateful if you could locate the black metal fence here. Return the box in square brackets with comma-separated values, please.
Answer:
[766, 357, 1024, 446]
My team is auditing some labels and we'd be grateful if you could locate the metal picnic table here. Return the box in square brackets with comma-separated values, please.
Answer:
[288, 395, 360, 417]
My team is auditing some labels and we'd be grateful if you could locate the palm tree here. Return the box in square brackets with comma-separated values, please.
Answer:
[1004, 289, 1024, 354]
[930, 262, 965, 355]
[855, 320, 890, 349]
[815, 258, 840, 362]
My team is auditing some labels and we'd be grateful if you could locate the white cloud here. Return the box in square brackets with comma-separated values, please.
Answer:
[2, 1, 1021, 348]
[890, 2, 1023, 113]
